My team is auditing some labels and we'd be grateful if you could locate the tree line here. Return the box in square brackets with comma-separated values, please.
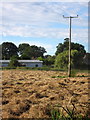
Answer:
[1, 42, 46, 60]
[0, 38, 88, 69]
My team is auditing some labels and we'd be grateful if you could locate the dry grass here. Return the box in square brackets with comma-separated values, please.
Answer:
[2, 70, 89, 118]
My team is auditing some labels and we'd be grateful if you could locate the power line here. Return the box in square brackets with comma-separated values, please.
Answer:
[63, 15, 78, 77]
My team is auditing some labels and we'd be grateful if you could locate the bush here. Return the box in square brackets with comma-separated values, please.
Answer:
[8, 56, 20, 67]
[54, 50, 80, 69]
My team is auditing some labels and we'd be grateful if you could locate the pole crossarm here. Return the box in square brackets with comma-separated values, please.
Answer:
[63, 15, 78, 77]
[63, 15, 78, 18]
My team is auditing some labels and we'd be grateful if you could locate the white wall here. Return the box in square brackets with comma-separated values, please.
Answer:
[1, 63, 8, 67]
[23, 62, 42, 67]
[1, 62, 42, 67]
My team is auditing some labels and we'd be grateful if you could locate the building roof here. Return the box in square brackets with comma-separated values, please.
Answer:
[0, 60, 10, 62]
[18, 60, 43, 63]
[0, 60, 43, 63]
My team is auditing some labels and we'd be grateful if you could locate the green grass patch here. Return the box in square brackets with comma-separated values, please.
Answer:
[51, 75, 88, 78]
[1, 66, 90, 76]
[49, 103, 90, 120]
[1, 66, 66, 72]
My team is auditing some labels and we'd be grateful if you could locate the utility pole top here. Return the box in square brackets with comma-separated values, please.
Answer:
[63, 15, 78, 18]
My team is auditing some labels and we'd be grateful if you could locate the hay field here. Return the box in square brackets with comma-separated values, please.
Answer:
[2, 70, 89, 118]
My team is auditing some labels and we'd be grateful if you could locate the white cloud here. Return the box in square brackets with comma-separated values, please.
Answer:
[0, 2, 88, 54]
[72, 29, 88, 43]
[2, 24, 69, 38]
[1, 0, 89, 2]
[2, 24, 87, 42]
[1, 2, 88, 26]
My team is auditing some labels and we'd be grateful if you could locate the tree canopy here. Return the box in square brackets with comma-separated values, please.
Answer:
[18, 44, 46, 59]
[55, 38, 86, 58]
[38, 55, 55, 66]
[1, 42, 47, 60]
[55, 50, 80, 69]
[1, 42, 18, 60]
[30, 45, 46, 58]
[55, 38, 86, 68]
[18, 43, 30, 55]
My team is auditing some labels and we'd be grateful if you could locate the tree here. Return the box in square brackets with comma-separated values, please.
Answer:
[30, 45, 46, 58]
[20, 46, 32, 60]
[55, 38, 86, 59]
[37, 56, 44, 61]
[18, 43, 30, 56]
[44, 55, 55, 66]
[38, 55, 55, 66]
[54, 50, 80, 69]
[8, 55, 20, 67]
[39, 46, 47, 57]
[2, 42, 18, 60]
[55, 38, 69, 55]
[18, 43, 46, 59]
[55, 38, 86, 68]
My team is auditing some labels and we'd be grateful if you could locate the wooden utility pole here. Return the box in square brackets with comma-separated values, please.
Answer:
[63, 15, 78, 77]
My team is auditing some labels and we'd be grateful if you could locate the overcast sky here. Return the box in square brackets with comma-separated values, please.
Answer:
[0, 2, 88, 55]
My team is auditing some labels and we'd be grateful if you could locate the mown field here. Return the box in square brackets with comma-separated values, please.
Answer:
[1, 70, 89, 119]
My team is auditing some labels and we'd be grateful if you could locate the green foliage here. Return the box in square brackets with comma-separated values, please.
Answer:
[8, 56, 20, 67]
[18, 43, 30, 55]
[55, 38, 86, 56]
[37, 55, 55, 66]
[18, 44, 46, 59]
[37, 56, 44, 61]
[54, 50, 80, 69]
[45, 55, 55, 65]
[55, 38, 69, 55]
[30, 45, 46, 58]
[52, 94, 90, 119]
[51, 108, 61, 120]
[2, 66, 16, 69]
[20, 47, 32, 60]
[1, 42, 18, 60]
[44, 55, 55, 66]
[50, 103, 89, 120]
[55, 38, 86, 68]
[55, 50, 68, 69]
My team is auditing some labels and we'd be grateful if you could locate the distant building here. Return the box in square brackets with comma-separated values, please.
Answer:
[0, 60, 43, 67]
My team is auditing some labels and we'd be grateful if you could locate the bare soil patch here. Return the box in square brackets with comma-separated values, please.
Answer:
[2, 70, 89, 118]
